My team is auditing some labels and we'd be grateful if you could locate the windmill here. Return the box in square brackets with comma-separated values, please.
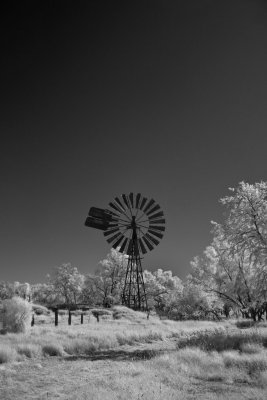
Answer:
[85, 193, 166, 311]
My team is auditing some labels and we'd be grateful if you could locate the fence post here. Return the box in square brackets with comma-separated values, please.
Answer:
[55, 308, 58, 326]
[68, 310, 72, 325]
[81, 313, 84, 324]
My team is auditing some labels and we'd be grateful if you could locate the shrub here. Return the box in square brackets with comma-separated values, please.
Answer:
[240, 342, 263, 354]
[16, 343, 41, 358]
[112, 306, 145, 321]
[236, 319, 256, 329]
[42, 342, 64, 356]
[176, 328, 264, 352]
[0, 344, 17, 363]
[222, 352, 267, 373]
[64, 336, 117, 355]
[64, 338, 98, 355]
[1, 297, 32, 333]
[32, 304, 49, 315]
[91, 309, 112, 316]
[58, 310, 67, 316]
[116, 331, 163, 346]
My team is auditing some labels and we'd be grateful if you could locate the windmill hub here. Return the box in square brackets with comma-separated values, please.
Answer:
[85, 193, 166, 311]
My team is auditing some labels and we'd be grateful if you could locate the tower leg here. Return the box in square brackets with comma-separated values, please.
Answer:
[122, 253, 147, 311]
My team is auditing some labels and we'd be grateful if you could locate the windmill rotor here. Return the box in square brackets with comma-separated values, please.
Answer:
[103, 193, 165, 256]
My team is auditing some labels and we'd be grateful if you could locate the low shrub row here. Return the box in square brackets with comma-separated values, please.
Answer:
[176, 327, 267, 352]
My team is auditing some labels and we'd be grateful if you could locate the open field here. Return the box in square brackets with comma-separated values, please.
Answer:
[1, 308, 267, 399]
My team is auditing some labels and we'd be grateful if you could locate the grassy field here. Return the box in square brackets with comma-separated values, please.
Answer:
[1, 307, 267, 399]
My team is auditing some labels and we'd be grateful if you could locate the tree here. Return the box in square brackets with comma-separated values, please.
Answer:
[49, 264, 84, 307]
[180, 278, 223, 320]
[83, 249, 128, 307]
[13, 282, 31, 301]
[31, 282, 59, 307]
[219, 181, 267, 264]
[191, 182, 267, 321]
[0, 281, 31, 301]
[144, 269, 183, 314]
[0, 281, 15, 300]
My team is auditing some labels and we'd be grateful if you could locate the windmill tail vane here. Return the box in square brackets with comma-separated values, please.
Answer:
[85, 193, 166, 311]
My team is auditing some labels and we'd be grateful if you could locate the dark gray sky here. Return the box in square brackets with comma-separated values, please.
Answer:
[1, 0, 267, 283]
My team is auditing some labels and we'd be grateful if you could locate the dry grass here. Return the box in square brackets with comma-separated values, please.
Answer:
[16, 343, 42, 358]
[2, 308, 267, 399]
[0, 307, 228, 362]
[0, 345, 17, 363]
[176, 326, 267, 352]
[42, 342, 64, 356]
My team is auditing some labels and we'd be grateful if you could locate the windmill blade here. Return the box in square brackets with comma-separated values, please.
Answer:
[146, 204, 161, 216]
[108, 210, 121, 220]
[104, 210, 116, 221]
[140, 197, 147, 210]
[120, 237, 129, 253]
[114, 197, 126, 212]
[145, 233, 160, 246]
[142, 235, 154, 251]
[122, 194, 131, 209]
[126, 238, 133, 255]
[107, 232, 121, 244]
[112, 234, 124, 249]
[148, 229, 164, 239]
[138, 238, 147, 254]
[109, 201, 125, 215]
[148, 211, 164, 220]
[148, 225, 165, 232]
[103, 227, 120, 236]
[108, 208, 130, 224]
[136, 193, 141, 209]
[129, 193, 134, 208]
[143, 199, 155, 213]
[106, 223, 126, 229]
[149, 218, 165, 225]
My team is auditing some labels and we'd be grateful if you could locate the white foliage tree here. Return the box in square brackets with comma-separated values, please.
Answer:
[83, 249, 128, 307]
[191, 181, 267, 320]
[50, 263, 84, 307]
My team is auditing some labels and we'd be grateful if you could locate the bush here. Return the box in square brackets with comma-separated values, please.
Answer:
[112, 306, 145, 321]
[176, 328, 265, 352]
[64, 336, 117, 355]
[91, 308, 113, 316]
[42, 343, 64, 356]
[32, 304, 50, 315]
[240, 342, 263, 354]
[1, 297, 32, 333]
[236, 319, 256, 329]
[58, 310, 68, 316]
[16, 344, 42, 358]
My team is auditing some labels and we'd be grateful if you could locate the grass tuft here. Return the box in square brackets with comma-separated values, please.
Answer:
[240, 342, 264, 354]
[222, 351, 267, 373]
[236, 319, 256, 329]
[0, 344, 17, 363]
[177, 327, 266, 352]
[42, 342, 64, 356]
[64, 336, 118, 355]
[16, 343, 42, 358]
